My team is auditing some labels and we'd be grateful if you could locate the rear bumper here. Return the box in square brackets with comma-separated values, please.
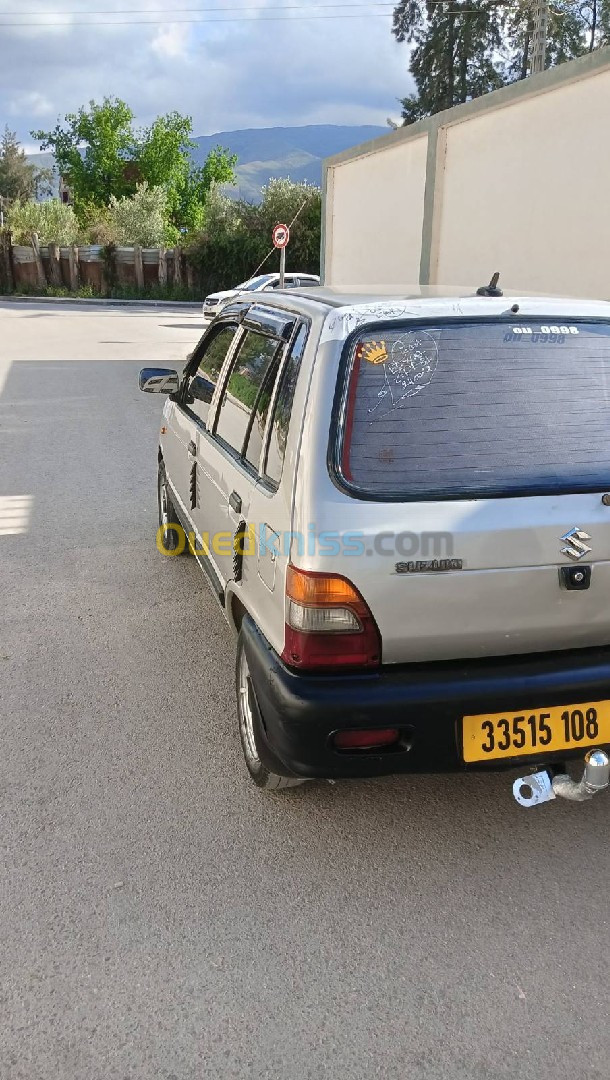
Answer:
[241, 618, 610, 779]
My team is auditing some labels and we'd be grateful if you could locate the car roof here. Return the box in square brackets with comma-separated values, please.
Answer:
[255, 272, 317, 280]
[258, 284, 610, 321]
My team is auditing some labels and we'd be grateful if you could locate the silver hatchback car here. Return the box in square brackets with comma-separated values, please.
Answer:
[140, 285, 610, 802]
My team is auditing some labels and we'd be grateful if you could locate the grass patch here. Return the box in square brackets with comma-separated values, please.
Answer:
[6, 282, 200, 302]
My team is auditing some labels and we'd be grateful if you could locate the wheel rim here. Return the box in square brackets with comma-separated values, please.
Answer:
[238, 649, 260, 767]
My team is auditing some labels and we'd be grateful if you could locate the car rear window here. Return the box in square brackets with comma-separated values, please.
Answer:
[339, 320, 610, 499]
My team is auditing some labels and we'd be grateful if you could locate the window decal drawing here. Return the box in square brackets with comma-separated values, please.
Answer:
[366, 330, 439, 419]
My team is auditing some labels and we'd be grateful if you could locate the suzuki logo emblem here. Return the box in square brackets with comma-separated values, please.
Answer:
[560, 527, 592, 561]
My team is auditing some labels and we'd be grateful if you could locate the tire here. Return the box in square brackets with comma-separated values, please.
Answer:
[157, 462, 190, 555]
[236, 634, 305, 790]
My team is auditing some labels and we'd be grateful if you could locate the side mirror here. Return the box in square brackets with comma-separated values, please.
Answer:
[139, 368, 180, 394]
[189, 375, 215, 404]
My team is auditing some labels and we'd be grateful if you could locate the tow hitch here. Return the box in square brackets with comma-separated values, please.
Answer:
[513, 749, 610, 808]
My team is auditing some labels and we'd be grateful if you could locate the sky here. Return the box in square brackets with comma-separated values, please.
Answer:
[0, 1, 411, 151]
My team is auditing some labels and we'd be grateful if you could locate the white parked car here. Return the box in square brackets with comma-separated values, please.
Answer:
[139, 283, 610, 805]
[202, 273, 320, 319]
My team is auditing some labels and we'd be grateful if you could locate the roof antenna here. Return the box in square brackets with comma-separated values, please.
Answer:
[476, 272, 503, 297]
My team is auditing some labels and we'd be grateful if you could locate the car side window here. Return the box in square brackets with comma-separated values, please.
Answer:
[243, 353, 282, 470]
[214, 330, 282, 457]
[264, 323, 308, 486]
[187, 324, 237, 426]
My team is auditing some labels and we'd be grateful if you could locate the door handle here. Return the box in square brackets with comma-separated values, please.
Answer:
[229, 491, 242, 514]
[188, 440, 197, 456]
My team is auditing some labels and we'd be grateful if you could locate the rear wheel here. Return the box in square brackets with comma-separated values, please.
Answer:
[157, 462, 189, 554]
[236, 634, 304, 790]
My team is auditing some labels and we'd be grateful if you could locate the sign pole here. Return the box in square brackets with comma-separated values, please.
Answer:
[272, 223, 290, 288]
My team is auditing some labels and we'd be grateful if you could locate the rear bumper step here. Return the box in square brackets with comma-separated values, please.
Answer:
[241, 617, 610, 779]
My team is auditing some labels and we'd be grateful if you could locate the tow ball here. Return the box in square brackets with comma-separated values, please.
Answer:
[513, 749, 610, 807]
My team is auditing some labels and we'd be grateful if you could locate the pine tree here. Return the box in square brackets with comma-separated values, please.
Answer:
[0, 128, 52, 203]
[393, 1, 505, 124]
[393, 0, 610, 125]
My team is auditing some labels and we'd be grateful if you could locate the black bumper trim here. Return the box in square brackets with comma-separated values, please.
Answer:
[241, 617, 610, 779]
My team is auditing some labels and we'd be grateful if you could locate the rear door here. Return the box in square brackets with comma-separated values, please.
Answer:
[330, 317, 610, 663]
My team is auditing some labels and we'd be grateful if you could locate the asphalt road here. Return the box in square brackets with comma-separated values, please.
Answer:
[1, 300, 609, 1080]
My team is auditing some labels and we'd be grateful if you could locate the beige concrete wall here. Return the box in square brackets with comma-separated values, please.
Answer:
[325, 135, 427, 288]
[323, 49, 610, 299]
[434, 68, 610, 298]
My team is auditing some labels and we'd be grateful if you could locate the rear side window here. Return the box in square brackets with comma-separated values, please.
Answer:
[339, 320, 610, 499]
[243, 353, 281, 469]
[215, 330, 281, 456]
[264, 323, 308, 485]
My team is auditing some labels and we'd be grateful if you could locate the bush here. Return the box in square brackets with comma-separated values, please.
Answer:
[77, 203, 116, 246]
[7, 199, 80, 245]
[107, 282, 199, 301]
[186, 178, 321, 294]
[105, 183, 180, 247]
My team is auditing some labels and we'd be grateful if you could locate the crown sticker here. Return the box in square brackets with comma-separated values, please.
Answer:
[361, 341, 388, 365]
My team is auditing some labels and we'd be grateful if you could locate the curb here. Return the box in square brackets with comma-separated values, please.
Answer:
[0, 295, 202, 312]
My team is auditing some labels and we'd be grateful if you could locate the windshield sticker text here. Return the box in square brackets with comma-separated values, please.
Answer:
[507, 324, 580, 343]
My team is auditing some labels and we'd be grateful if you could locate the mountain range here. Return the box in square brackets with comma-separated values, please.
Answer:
[29, 124, 387, 203]
[191, 124, 387, 200]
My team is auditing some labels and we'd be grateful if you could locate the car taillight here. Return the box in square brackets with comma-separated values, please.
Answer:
[281, 566, 381, 671]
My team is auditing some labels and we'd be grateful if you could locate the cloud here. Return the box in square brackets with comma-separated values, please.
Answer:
[8, 90, 54, 119]
[0, 0, 411, 144]
[151, 23, 191, 61]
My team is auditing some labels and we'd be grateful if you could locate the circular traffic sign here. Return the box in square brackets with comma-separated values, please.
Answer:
[272, 223, 290, 249]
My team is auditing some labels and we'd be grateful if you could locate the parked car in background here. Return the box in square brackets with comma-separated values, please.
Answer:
[202, 273, 320, 319]
[140, 285, 610, 803]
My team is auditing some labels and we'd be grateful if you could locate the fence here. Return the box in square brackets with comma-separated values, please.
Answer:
[0, 233, 197, 295]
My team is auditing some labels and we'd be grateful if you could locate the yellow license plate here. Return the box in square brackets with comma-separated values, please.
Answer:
[462, 699, 610, 763]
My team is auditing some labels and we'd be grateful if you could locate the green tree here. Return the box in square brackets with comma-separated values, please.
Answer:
[32, 97, 237, 231]
[32, 98, 135, 211]
[187, 178, 322, 294]
[0, 127, 53, 203]
[504, 0, 587, 81]
[392, 0, 603, 124]
[257, 178, 322, 271]
[134, 113, 235, 231]
[393, 1, 505, 123]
